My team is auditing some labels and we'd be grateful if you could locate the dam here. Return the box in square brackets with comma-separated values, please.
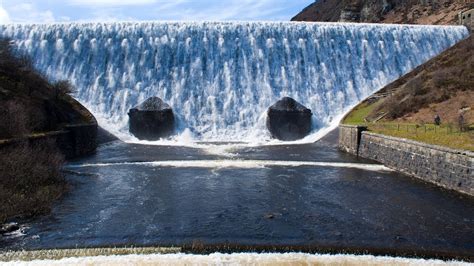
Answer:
[0, 22, 472, 260]
[0, 22, 468, 143]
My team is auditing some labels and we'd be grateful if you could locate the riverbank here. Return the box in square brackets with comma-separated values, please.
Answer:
[338, 33, 473, 196]
[339, 125, 473, 196]
[2, 141, 472, 261]
[0, 39, 98, 226]
[343, 101, 474, 152]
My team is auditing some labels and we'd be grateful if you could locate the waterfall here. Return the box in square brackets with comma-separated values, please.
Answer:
[0, 22, 468, 143]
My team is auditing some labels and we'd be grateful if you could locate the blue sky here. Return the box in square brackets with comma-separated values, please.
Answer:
[0, 0, 314, 24]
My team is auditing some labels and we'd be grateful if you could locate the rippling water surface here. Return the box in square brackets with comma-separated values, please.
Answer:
[1, 134, 472, 259]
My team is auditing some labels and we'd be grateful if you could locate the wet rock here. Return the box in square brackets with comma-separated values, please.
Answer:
[264, 214, 275, 219]
[264, 212, 282, 220]
[266, 97, 312, 141]
[128, 97, 175, 140]
[0, 223, 20, 235]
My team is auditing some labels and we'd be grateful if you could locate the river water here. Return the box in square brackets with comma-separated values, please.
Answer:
[1, 133, 473, 260]
[0, 21, 472, 262]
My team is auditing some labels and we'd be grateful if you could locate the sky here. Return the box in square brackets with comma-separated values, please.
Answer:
[0, 0, 314, 24]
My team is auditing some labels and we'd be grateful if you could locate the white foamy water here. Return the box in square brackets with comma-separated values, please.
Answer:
[0, 22, 468, 144]
[69, 160, 392, 171]
[1, 253, 470, 266]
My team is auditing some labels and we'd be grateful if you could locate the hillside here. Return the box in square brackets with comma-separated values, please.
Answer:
[0, 41, 93, 139]
[369, 35, 473, 123]
[292, 0, 472, 25]
[343, 35, 473, 151]
[0, 40, 96, 225]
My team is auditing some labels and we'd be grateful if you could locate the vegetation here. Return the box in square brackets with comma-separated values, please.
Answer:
[371, 123, 473, 151]
[0, 39, 84, 139]
[343, 36, 474, 151]
[343, 101, 382, 125]
[371, 36, 474, 121]
[0, 39, 74, 224]
[0, 142, 66, 224]
[343, 102, 474, 151]
[292, 0, 472, 25]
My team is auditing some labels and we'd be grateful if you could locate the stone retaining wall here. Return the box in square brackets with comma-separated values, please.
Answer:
[339, 125, 474, 196]
[0, 95, 98, 159]
[0, 123, 97, 160]
[338, 125, 367, 154]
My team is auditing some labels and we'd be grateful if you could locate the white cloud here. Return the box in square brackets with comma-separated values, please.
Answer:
[68, 0, 157, 6]
[1, 0, 311, 23]
[151, 0, 293, 21]
[0, 5, 10, 24]
[7, 3, 55, 23]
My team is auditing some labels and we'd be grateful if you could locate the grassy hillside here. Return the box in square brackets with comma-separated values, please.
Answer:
[369, 35, 473, 122]
[292, 0, 472, 25]
[343, 35, 473, 151]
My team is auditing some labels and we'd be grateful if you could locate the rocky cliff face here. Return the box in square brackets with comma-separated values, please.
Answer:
[292, 0, 473, 25]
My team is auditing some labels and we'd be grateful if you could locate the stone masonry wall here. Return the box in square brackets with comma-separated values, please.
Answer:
[339, 125, 474, 196]
[338, 125, 367, 155]
[0, 122, 97, 160]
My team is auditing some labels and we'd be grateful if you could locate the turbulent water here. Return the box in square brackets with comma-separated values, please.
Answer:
[2, 252, 471, 266]
[0, 22, 468, 143]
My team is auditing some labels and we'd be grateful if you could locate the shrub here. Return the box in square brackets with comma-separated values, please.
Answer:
[0, 38, 79, 137]
[52, 80, 76, 97]
[0, 100, 30, 139]
[0, 38, 73, 224]
[0, 141, 66, 223]
[369, 35, 474, 121]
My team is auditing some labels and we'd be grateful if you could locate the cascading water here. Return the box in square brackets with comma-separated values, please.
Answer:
[0, 22, 468, 143]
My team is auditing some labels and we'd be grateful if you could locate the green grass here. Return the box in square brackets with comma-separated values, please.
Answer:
[340, 35, 474, 152]
[343, 100, 474, 151]
[343, 100, 381, 125]
[369, 123, 474, 151]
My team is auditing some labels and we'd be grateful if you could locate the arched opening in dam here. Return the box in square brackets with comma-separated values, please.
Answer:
[0, 22, 472, 260]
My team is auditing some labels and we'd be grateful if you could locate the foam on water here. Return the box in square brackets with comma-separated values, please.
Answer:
[0, 22, 468, 144]
[69, 160, 392, 171]
[1, 252, 470, 265]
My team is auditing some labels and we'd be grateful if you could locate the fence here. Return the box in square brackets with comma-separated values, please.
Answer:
[368, 123, 472, 135]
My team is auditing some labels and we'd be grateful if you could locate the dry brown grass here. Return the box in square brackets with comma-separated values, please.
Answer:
[398, 90, 474, 125]
[371, 35, 474, 122]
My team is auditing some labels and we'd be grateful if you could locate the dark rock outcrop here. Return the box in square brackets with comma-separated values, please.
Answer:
[292, 0, 472, 25]
[266, 97, 312, 141]
[128, 97, 175, 140]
